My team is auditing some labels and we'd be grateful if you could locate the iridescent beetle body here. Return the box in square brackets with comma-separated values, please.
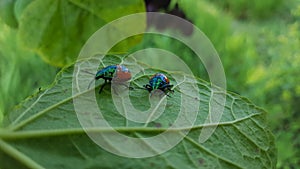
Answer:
[90, 64, 131, 93]
[144, 73, 174, 96]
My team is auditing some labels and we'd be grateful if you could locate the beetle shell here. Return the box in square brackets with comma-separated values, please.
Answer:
[149, 73, 170, 90]
[144, 73, 174, 95]
[114, 65, 131, 82]
[95, 65, 131, 82]
[91, 64, 132, 94]
[95, 65, 117, 80]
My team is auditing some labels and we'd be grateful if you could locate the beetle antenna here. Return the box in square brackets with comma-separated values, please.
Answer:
[81, 70, 95, 76]
[88, 79, 96, 89]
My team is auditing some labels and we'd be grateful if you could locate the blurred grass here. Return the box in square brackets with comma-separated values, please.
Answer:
[0, 19, 58, 124]
[199, 1, 300, 168]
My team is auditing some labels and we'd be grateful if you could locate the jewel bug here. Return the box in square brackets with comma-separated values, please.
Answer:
[144, 73, 174, 96]
[88, 64, 132, 93]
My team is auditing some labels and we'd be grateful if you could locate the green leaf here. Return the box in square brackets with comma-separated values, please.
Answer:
[18, 0, 145, 67]
[0, 109, 3, 126]
[13, 0, 33, 23]
[0, 55, 276, 168]
[0, 0, 18, 28]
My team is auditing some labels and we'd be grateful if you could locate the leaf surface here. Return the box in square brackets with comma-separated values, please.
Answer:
[0, 55, 276, 169]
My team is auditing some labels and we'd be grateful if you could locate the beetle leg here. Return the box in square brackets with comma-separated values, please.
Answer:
[166, 84, 174, 93]
[143, 84, 152, 92]
[99, 83, 106, 94]
[119, 83, 134, 90]
[128, 86, 134, 90]
[99, 79, 108, 94]
[159, 84, 174, 96]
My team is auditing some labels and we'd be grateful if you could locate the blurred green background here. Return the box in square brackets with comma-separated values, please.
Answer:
[0, 0, 299, 168]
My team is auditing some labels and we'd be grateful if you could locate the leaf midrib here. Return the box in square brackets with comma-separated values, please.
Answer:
[0, 112, 260, 140]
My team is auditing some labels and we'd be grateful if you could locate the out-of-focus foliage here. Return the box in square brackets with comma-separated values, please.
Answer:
[208, 0, 285, 20]
[244, 12, 300, 168]
[0, 0, 145, 67]
[0, 19, 57, 123]
[0, 0, 18, 28]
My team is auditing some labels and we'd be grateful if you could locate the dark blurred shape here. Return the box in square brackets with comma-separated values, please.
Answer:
[145, 0, 194, 36]
[145, 0, 171, 12]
